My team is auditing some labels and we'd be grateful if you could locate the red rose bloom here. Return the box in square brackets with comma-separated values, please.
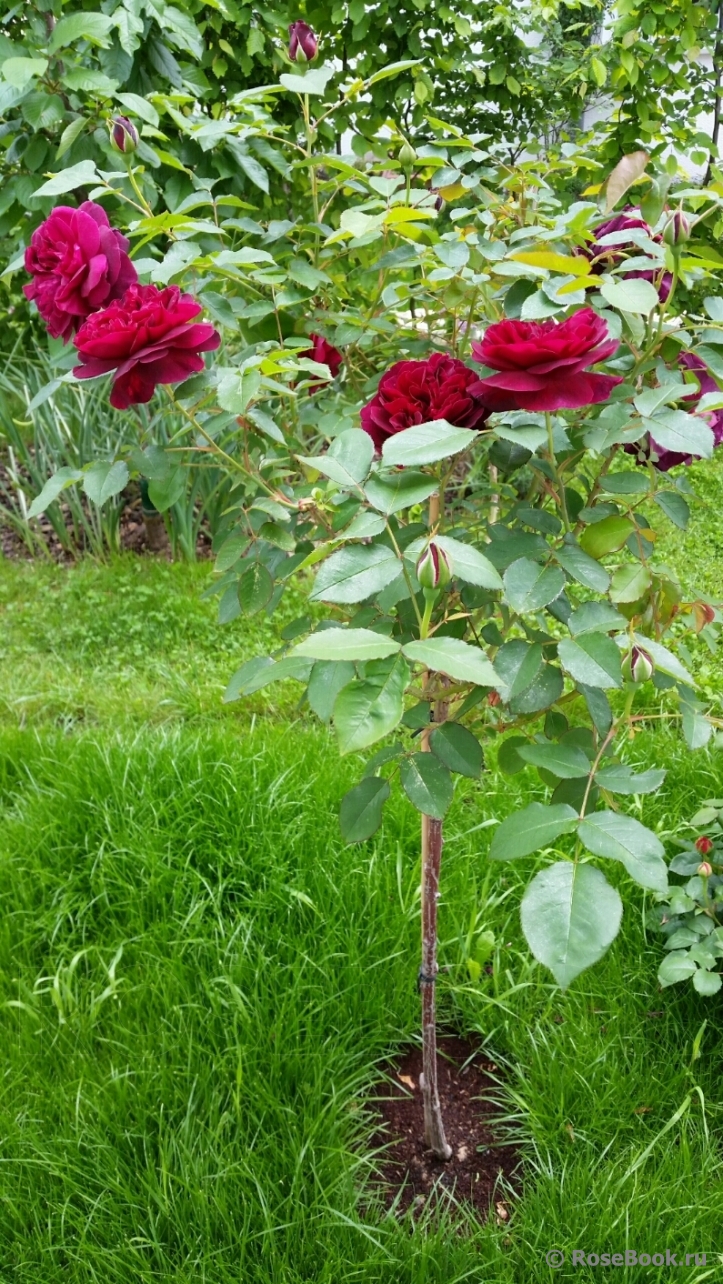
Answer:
[471, 308, 622, 413]
[73, 283, 220, 410]
[360, 352, 494, 452]
[24, 201, 137, 343]
[578, 208, 672, 303]
[626, 352, 723, 471]
[307, 333, 343, 389]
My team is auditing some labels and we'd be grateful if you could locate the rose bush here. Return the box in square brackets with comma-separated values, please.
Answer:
[17, 61, 723, 1164]
[23, 202, 137, 343]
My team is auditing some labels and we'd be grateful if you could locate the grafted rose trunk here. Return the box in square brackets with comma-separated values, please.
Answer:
[419, 667, 452, 1160]
[419, 809, 452, 1160]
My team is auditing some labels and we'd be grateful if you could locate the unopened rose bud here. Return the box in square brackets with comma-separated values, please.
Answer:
[416, 541, 452, 591]
[662, 209, 691, 249]
[288, 21, 317, 63]
[696, 835, 714, 856]
[697, 861, 713, 877]
[621, 644, 654, 684]
[109, 116, 139, 155]
[399, 140, 417, 170]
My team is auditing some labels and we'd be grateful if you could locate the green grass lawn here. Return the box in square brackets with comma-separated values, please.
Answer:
[1, 454, 723, 1281]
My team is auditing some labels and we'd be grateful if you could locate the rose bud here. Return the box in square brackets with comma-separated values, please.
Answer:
[696, 835, 714, 856]
[288, 21, 317, 63]
[399, 140, 417, 170]
[109, 116, 139, 155]
[662, 209, 691, 249]
[693, 601, 716, 632]
[621, 644, 654, 684]
[697, 862, 713, 877]
[416, 541, 452, 592]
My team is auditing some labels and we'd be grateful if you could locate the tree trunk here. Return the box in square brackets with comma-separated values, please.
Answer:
[419, 810, 452, 1159]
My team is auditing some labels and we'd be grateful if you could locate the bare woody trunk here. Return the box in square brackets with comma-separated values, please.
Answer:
[419, 809, 452, 1159]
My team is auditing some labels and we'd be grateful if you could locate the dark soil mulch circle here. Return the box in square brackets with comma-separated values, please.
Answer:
[369, 1034, 519, 1219]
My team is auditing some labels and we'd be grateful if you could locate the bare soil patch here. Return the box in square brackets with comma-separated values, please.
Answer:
[370, 1034, 519, 1219]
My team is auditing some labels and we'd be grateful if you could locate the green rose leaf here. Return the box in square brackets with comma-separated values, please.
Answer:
[279, 66, 335, 95]
[595, 765, 666, 794]
[521, 862, 623, 988]
[310, 544, 400, 604]
[578, 810, 668, 891]
[307, 660, 356, 723]
[503, 558, 565, 612]
[558, 634, 623, 689]
[568, 602, 627, 635]
[28, 466, 83, 518]
[364, 470, 438, 515]
[82, 461, 129, 506]
[518, 742, 592, 779]
[599, 277, 659, 314]
[610, 563, 652, 603]
[298, 429, 374, 489]
[578, 516, 635, 559]
[223, 655, 312, 701]
[34, 159, 101, 197]
[490, 802, 578, 860]
[654, 491, 690, 530]
[693, 968, 722, 996]
[494, 641, 544, 701]
[333, 655, 410, 754]
[293, 628, 401, 662]
[643, 410, 714, 459]
[339, 777, 390, 843]
[433, 535, 503, 590]
[400, 753, 454, 818]
[430, 722, 484, 778]
[381, 420, 478, 467]
[658, 950, 698, 988]
[555, 542, 611, 591]
[403, 637, 500, 688]
[238, 562, 274, 614]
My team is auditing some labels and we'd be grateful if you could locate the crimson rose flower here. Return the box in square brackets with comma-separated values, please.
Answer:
[626, 353, 723, 471]
[578, 208, 672, 303]
[471, 308, 622, 412]
[288, 21, 317, 61]
[24, 201, 137, 343]
[73, 283, 220, 410]
[307, 333, 343, 389]
[360, 352, 494, 452]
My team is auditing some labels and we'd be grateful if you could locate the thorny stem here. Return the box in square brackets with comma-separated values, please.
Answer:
[164, 387, 280, 500]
